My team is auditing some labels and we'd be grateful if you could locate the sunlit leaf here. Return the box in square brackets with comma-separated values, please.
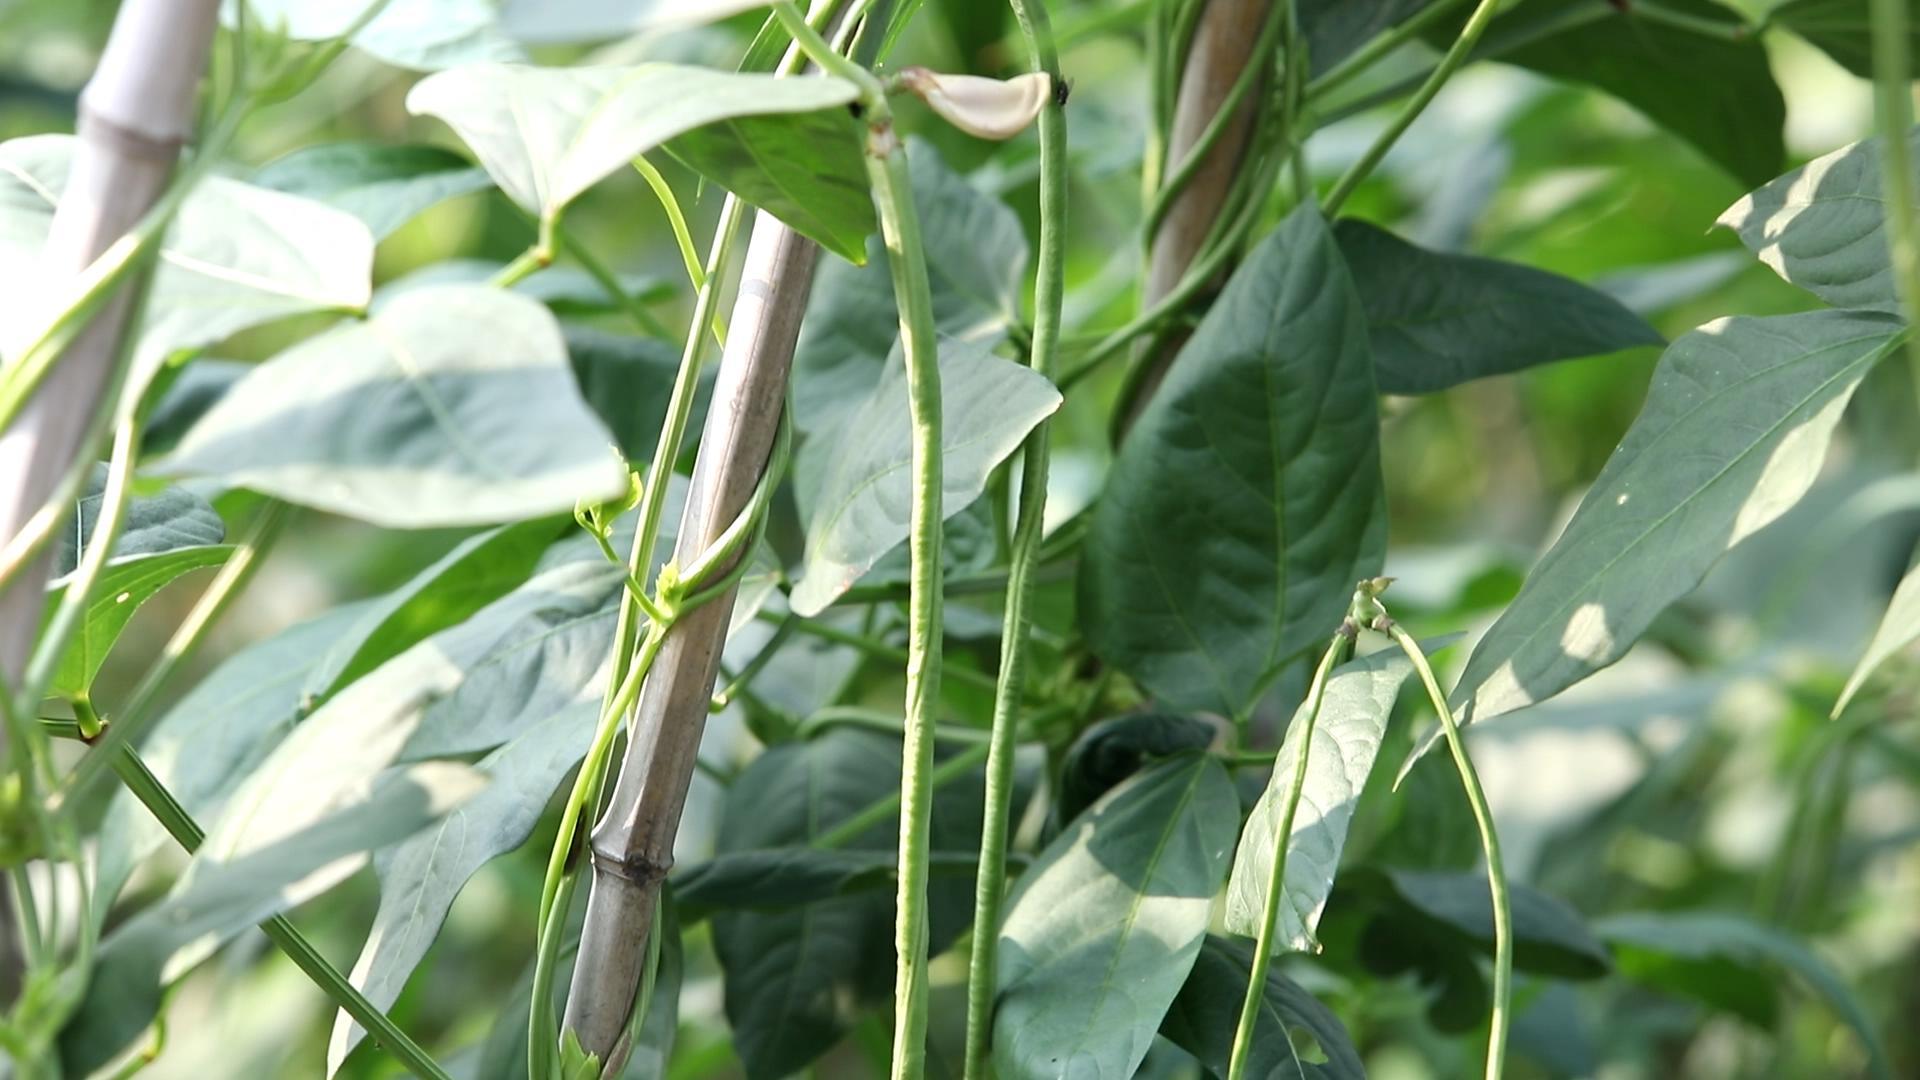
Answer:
[1834, 550, 1920, 716]
[52, 465, 224, 579]
[253, 142, 492, 240]
[42, 545, 231, 698]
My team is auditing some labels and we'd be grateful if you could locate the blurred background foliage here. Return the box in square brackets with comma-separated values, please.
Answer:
[4, 0, 1918, 1076]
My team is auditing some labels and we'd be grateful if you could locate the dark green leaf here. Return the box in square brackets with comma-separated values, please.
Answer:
[1835, 550, 1920, 715]
[564, 324, 713, 464]
[1160, 936, 1365, 1080]
[994, 755, 1241, 1079]
[1596, 911, 1891, 1079]
[1376, 868, 1611, 980]
[1055, 713, 1219, 828]
[1432, 311, 1904, 749]
[52, 464, 224, 578]
[252, 142, 492, 240]
[1771, 0, 1920, 78]
[160, 284, 629, 528]
[1719, 128, 1914, 314]
[676, 847, 982, 916]
[788, 337, 1060, 616]
[1301, 0, 1436, 77]
[1335, 219, 1663, 394]
[42, 545, 231, 698]
[1081, 206, 1386, 717]
[666, 111, 874, 263]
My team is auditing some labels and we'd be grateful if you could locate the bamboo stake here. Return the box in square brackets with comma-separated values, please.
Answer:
[562, 214, 816, 1066]
[1121, 0, 1271, 430]
[0, 0, 221, 1001]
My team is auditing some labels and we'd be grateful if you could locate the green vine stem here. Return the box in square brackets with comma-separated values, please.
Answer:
[1306, 0, 1468, 99]
[631, 156, 729, 350]
[1227, 627, 1354, 1080]
[1384, 619, 1512, 1080]
[1871, 0, 1920, 403]
[1323, 0, 1504, 215]
[811, 741, 992, 853]
[961, 0, 1066, 1074]
[111, 744, 451, 1080]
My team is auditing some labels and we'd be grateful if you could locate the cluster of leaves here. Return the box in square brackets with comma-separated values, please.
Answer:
[1, 0, 1918, 1078]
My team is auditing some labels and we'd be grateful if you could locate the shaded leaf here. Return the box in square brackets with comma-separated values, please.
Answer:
[1301, 0, 1435, 77]
[788, 337, 1060, 616]
[1160, 936, 1365, 1080]
[1055, 712, 1219, 828]
[1335, 219, 1663, 394]
[380, 258, 674, 317]
[1434, 311, 1904, 753]
[1719, 128, 1914, 314]
[676, 847, 982, 917]
[52, 464, 224, 579]
[408, 63, 864, 253]
[1081, 206, 1385, 717]
[1224, 646, 1422, 950]
[1835, 549, 1920, 716]
[43, 545, 231, 697]
[1376, 868, 1610, 980]
[994, 755, 1240, 1079]
[564, 323, 713, 464]
[161, 284, 628, 528]
[1597, 911, 1891, 1079]
[1771, 0, 1920, 78]
[252, 142, 493, 240]
[0, 134, 372, 396]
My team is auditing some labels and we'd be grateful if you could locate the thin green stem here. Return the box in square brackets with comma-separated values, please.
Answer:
[796, 707, 992, 744]
[1386, 623, 1510, 1080]
[1142, 4, 1281, 244]
[963, 0, 1065, 1074]
[1872, 0, 1920, 408]
[632, 158, 705, 294]
[112, 745, 450, 1080]
[559, 227, 676, 341]
[813, 742, 988, 851]
[710, 615, 798, 713]
[1323, 0, 1504, 215]
[1306, 0, 1469, 99]
[489, 245, 552, 289]
[759, 611, 999, 695]
[773, 2, 886, 99]
[1227, 631, 1352, 1080]
[1632, 1, 1750, 40]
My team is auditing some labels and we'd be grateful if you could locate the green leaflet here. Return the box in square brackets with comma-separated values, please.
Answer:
[0, 134, 373, 398]
[1159, 936, 1365, 1080]
[160, 284, 629, 528]
[1081, 205, 1386, 718]
[1719, 128, 1917, 315]
[1429, 310, 1905, 758]
[1597, 911, 1891, 1080]
[252, 142, 493, 240]
[42, 545, 231, 698]
[1223, 646, 1421, 950]
[1336, 219, 1664, 393]
[994, 755, 1240, 1080]
[408, 63, 871, 259]
[1835, 547, 1920, 715]
[788, 337, 1059, 616]
[52, 464, 224, 578]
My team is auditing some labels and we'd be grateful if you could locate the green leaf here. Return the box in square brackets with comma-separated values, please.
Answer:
[42, 545, 231, 698]
[252, 142, 493, 240]
[665, 111, 875, 264]
[1301, 0, 1435, 77]
[677, 847, 982, 917]
[1080, 206, 1386, 718]
[1159, 936, 1365, 1080]
[1055, 713, 1219, 829]
[1718, 128, 1913, 314]
[1374, 868, 1610, 980]
[1442, 0, 1785, 186]
[1596, 911, 1891, 1079]
[1835, 549, 1920, 716]
[1771, 0, 1920, 78]
[241, 0, 524, 70]
[0, 134, 373, 395]
[1335, 219, 1664, 394]
[407, 64, 864, 242]
[160, 284, 629, 528]
[1224, 646, 1421, 950]
[712, 730, 995, 1077]
[382, 258, 675, 317]
[52, 464, 224, 578]
[329, 703, 598, 1071]
[792, 139, 1029, 436]
[564, 323, 713, 464]
[1434, 311, 1904, 746]
[787, 337, 1060, 616]
[61, 761, 485, 1075]
[994, 754, 1240, 1079]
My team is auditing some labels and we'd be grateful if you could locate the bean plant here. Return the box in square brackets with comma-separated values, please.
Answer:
[0, 0, 1916, 1076]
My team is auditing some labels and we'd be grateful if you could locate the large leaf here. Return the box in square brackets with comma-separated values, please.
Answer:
[1434, 311, 1904, 745]
[711, 730, 995, 1078]
[0, 134, 372, 393]
[1300, 0, 1435, 77]
[252, 142, 493, 240]
[329, 703, 599, 1070]
[791, 139, 1029, 436]
[1224, 646, 1420, 950]
[1597, 911, 1891, 1079]
[1081, 206, 1386, 718]
[1335, 219, 1663, 393]
[61, 761, 485, 1074]
[1771, 0, 1920, 77]
[42, 545, 231, 698]
[1055, 712, 1219, 828]
[160, 284, 628, 527]
[787, 337, 1060, 616]
[1373, 868, 1610, 980]
[1834, 550, 1920, 715]
[563, 324, 714, 464]
[1160, 936, 1365, 1080]
[52, 465, 224, 579]
[1718, 129, 1913, 314]
[994, 754, 1240, 1079]
[1441, 0, 1784, 186]
[408, 63, 869, 258]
